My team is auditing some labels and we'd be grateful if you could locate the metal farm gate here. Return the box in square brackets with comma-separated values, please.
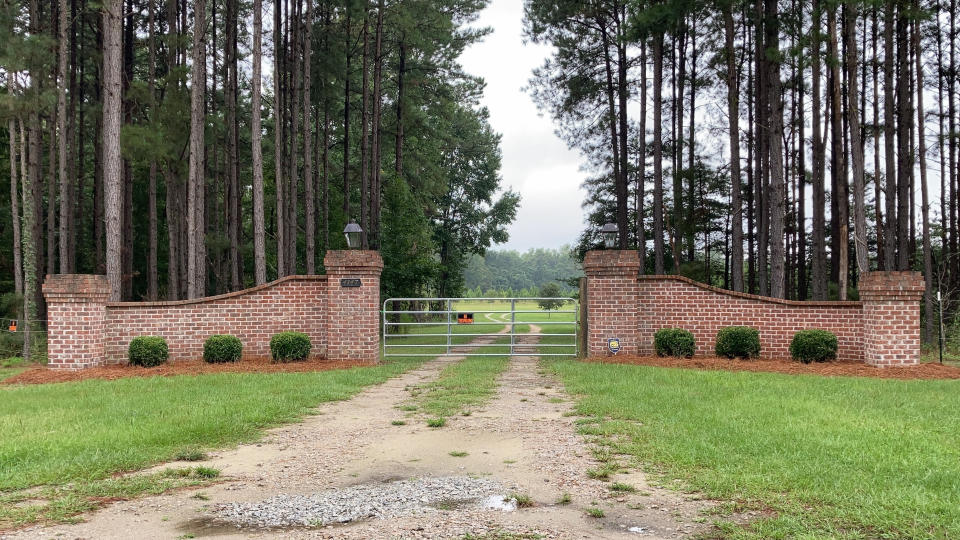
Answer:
[382, 297, 579, 358]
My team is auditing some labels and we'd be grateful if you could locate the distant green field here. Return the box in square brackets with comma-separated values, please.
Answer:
[382, 298, 578, 357]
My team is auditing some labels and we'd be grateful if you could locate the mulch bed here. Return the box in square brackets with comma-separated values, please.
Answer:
[2, 357, 371, 385]
[585, 355, 960, 380]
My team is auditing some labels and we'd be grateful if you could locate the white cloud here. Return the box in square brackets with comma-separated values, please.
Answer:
[459, 0, 587, 253]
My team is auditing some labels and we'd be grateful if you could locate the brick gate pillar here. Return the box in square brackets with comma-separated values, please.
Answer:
[323, 250, 384, 363]
[859, 271, 925, 367]
[42, 274, 111, 370]
[583, 250, 641, 357]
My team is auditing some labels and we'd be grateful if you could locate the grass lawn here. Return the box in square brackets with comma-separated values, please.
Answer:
[549, 360, 960, 539]
[0, 356, 425, 493]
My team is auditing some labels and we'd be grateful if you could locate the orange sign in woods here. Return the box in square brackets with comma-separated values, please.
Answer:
[457, 313, 474, 324]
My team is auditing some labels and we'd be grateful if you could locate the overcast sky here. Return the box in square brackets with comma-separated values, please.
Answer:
[458, 0, 587, 253]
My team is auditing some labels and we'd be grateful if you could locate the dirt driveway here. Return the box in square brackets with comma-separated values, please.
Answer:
[5, 348, 712, 539]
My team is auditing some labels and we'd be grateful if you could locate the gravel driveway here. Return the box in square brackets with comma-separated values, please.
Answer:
[4, 345, 713, 539]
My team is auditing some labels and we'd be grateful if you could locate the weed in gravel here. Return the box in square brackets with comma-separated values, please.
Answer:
[556, 492, 572, 504]
[192, 467, 220, 479]
[398, 405, 418, 411]
[173, 449, 208, 462]
[503, 459, 516, 464]
[610, 482, 636, 492]
[586, 508, 605, 518]
[586, 463, 619, 480]
[391, 420, 406, 426]
[547, 397, 563, 403]
[427, 417, 446, 428]
[510, 493, 534, 508]
[190, 492, 210, 500]
[449, 451, 468, 457]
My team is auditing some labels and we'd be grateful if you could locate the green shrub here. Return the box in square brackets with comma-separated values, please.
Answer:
[714, 326, 761, 359]
[128, 336, 169, 367]
[654, 328, 696, 357]
[269, 332, 312, 363]
[790, 330, 838, 364]
[203, 335, 243, 363]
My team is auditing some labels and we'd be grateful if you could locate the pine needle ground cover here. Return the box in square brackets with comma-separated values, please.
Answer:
[549, 360, 960, 539]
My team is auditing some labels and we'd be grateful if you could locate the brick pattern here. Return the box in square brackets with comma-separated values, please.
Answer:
[43, 275, 111, 371]
[636, 276, 864, 361]
[859, 271, 925, 367]
[582, 250, 925, 367]
[324, 250, 384, 363]
[583, 250, 642, 356]
[103, 276, 328, 364]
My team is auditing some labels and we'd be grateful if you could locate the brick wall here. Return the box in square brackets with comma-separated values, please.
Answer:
[324, 250, 383, 363]
[860, 271, 925, 367]
[43, 275, 111, 370]
[583, 250, 925, 367]
[636, 276, 864, 361]
[104, 276, 328, 364]
[583, 250, 642, 356]
[44, 250, 384, 369]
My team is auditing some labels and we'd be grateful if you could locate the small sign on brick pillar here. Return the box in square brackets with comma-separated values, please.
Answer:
[583, 250, 642, 357]
[42, 275, 111, 370]
[859, 271, 925, 367]
[323, 250, 384, 363]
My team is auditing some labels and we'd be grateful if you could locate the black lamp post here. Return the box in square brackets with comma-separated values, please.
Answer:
[343, 221, 363, 249]
[601, 223, 618, 249]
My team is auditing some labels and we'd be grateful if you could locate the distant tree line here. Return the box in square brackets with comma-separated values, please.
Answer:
[463, 247, 582, 297]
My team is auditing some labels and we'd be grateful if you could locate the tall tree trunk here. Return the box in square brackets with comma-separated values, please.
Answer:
[811, 0, 827, 299]
[122, 0, 134, 300]
[765, 0, 786, 298]
[395, 36, 405, 177]
[653, 32, 665, 275]
[57, 0, 70, 274]
[187, 0, 207, 298]
[274, 0, 285, 276]
[303, 0, 314, 272]
[883, 0, 897, 270]
[370, 0, 384, 248]
[895, 4, 911, 270]
[285, 0, 298, 274]
[359, 12, 370, 249]
[147, 0, 158, 300]
[10, 107, 23, 295]
[597, 14, 622, 248]
[342, 7, 351, 225]
[638, 38, 647, 270]
[226, 0, 240, 288]
[846, 0, 868, 273]
[252, 0, 265, 284]
[103, 0, 123, 301]
[915, 15, 934, 343]
[724, 3, 743, 292]
[47, 113, 56, 277]
[615, 6, 630, 250]
[829, 2, 848, 298]
[873, 5, 885, 268]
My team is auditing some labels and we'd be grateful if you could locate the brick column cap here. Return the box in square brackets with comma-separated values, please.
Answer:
[583, 250, 641, 277]
[323, 250, 384, 274]
[43, 274, 111, 301]
[859, 271, 925, 300]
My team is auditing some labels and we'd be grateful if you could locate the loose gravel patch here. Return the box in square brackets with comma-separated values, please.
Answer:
[216, 476, 504, 528]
